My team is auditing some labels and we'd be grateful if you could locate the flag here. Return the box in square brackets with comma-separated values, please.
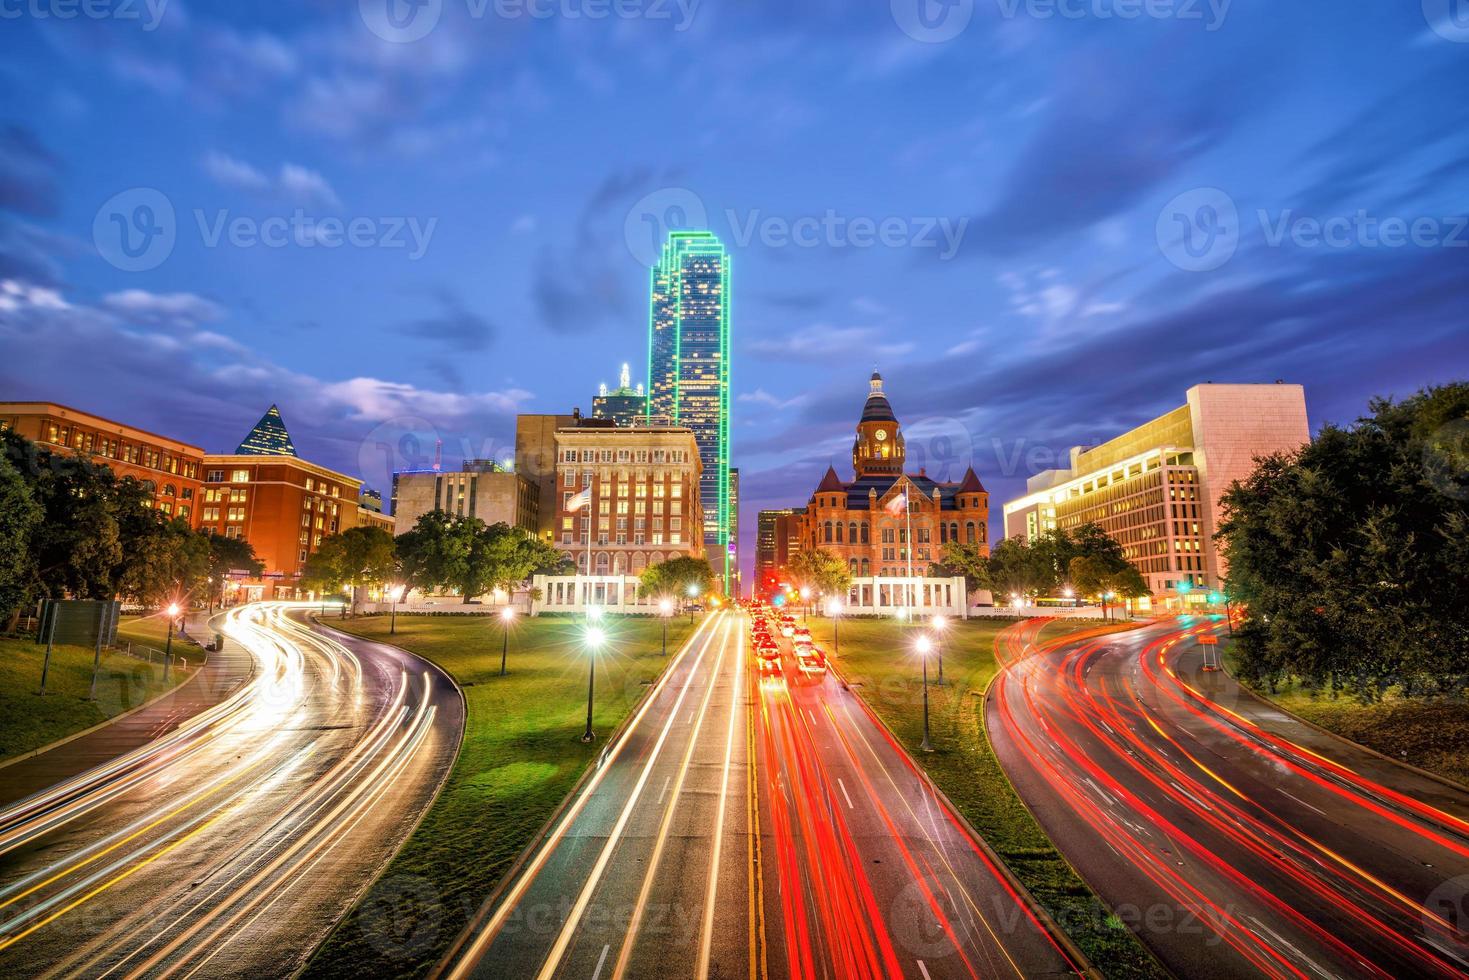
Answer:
[884, 491, 908, 515]
[566, 486, 593, 512]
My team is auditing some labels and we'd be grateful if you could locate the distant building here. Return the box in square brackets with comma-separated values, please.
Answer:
[1002, 382, 1310, 601]
[360, 487, 384, 513]
[797, 373, 990, 579]
[646, 230, 732, 590]
[592, 362, 648, 427]
[755, 507, 803, 596]
[0, 401, 205, 523]
[391, 467, 538, 536]
[358, 505, 394, 534]
[202, 406, 360, 600]
[552, 421, 704, 577]
[729, 467, 741, 597]
[515, 412, 576, 544]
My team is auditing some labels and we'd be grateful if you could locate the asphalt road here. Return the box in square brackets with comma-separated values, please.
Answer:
[751, 617, 1083, 980]
[440, 610, 750, 980]
[0, 602, 464, 979]
[987, 616, 1469, 979]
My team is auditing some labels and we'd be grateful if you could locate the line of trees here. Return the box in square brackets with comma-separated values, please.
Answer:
[0, 430, 263, 629]
[637, 555, 718, 603]
[931, 523, 1148, 612]
[1218, 383, 1469, 700]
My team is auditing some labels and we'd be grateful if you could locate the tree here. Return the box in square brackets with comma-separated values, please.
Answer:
[981, 538, 1051, 601]
[1217, 382, 1469, 699]
[202, 533, 263, 611]
[931, 540, 988, 596]
[640, 555, 717, 602]
[395, 513, 560, 604]
[117, 517, 209, 609]
[396, 511, 473, 598]
[786, 547, 852, 601]
[0, 455, 40, 623]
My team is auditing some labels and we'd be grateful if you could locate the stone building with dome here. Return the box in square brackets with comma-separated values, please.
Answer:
[797, 372, 990, 579]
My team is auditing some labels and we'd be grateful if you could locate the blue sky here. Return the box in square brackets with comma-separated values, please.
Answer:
[2, 0, 1467, 579]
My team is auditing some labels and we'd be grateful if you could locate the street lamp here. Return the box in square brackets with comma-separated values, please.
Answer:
[659, 598, 673, 655]
[799, 586, 811, 623]
[498, 606, 515, 677]
[916, 634, 934, 752]
[1061, 586, 1074, 608]
[164, 602, 180, 682]
[931, 614, 947, 684]
[1102, 590, 1116, 623]
[687, 583, 700, 623]
[581, 625, 606, 743]
[388, 584, 406, 635]
[825, 598, 843, 658]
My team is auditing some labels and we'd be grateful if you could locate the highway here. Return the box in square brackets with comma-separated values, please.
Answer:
[0, 602, 464, 979]
[750, 613, 1084, 980]
[440, 609, 750, 980]
[988, 617, 1469, 979]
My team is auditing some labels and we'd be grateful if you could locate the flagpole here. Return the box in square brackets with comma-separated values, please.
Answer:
[904, 483, 914, 617]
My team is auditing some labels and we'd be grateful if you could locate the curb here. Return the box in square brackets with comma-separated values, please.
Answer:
[824, 634, 1102, 979]
[428, 611, 722, 978]
[1220, 652, 1469, 797]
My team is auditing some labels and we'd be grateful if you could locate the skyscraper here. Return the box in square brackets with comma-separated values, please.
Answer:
[646, 230, 732, 590]
[592, 362, 648, 426]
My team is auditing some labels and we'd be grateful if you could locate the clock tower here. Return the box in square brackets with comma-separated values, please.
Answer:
[852, 371, 905, 478]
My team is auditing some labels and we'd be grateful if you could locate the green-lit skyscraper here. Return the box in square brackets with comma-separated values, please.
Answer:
[646, 231, 732, 591]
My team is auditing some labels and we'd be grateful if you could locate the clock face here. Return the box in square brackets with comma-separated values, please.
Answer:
[875, 429, 888, 442]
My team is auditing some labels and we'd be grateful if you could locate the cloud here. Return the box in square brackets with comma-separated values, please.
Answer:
[738, 388, 809, 411]
[101, 289, 225, 329]
[202, 152, 341, 207]
[396, 290, 497, 353]
[0, 124, 61, 218]
[747, 323, 914, 361]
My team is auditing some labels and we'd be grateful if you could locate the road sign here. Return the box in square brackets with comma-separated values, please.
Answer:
[1198, 634, 1219, 645]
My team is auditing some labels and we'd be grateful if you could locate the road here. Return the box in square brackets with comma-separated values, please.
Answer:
[440, 609, 751, 980]
[988, 616, 1469, 979]
[751, 615, 1083, 980]
[0, 602, 464, 979]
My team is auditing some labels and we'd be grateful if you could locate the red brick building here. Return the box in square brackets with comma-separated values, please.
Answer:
[798, 373, 989, 577]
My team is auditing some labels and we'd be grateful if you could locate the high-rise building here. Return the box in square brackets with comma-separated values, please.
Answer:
[728, 467, 740, 597]
[645, 230, 731, 591]
[755, 507, 803, 597]
[391, 467, 538, 536]
[592, 362, 648, 427]
[234, 404, 297, 457]
[515, 412, 576, 544]
[1002, 383, 1310, 602]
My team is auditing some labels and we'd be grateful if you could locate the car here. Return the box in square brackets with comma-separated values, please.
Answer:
[793, 627, 812, 643]
[796, 648, 827, 677]
[758, 651, 782, 675]
[780, 624, 795, 638]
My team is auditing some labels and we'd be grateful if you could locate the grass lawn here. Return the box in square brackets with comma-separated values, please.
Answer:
[303, 611, 699, 980]
[804, 615, 1165, 980]
[114, 612, 208, 656]
[0, 633, 198, 763]
[1227, 646, 1469, 788]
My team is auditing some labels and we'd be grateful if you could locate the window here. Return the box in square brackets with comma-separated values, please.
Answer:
[207, 470, 224, 483]
[230, 469, 249, 483]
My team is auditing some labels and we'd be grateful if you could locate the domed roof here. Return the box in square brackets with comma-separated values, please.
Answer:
[860, 372, 897, 423]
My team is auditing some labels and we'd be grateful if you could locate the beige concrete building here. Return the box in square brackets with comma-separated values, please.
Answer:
[553, 422, 704, 576]
[515, 412, 576, 544]
[1003, 383, 1310, 601]
[391, 462, 538, 536]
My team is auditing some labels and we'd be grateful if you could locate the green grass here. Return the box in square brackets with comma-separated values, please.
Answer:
[303, 612, 699, 980]
[1227, 648, 1469, 788]
[0, 634, 197, 763]
[805, 615, 1165, 979]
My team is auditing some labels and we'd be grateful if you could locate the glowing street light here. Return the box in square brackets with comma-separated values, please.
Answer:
[916, 634, 934, 753]
[1061, 586, 1075, 607]
[826, 598, 844, 658]
[498, 606, 515, 677]
[388, 583, 406, 635]
[164, 602, 181, 682]
[581, 625, 606, 742]
[686, 583, 700, 623]
[659, 598, 674, 655]
[930, 614, 948, 684]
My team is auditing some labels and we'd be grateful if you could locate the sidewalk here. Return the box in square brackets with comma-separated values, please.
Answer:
[0, 609, 256, 809]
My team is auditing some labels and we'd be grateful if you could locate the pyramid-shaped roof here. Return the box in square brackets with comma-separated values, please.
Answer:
[815, 464, 846, 493]
[235, 404, 297, 457]
[957, 466, 987, 494]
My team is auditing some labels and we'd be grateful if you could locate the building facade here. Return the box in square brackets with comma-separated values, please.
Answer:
[592, 362, 648, 426]
[515, 412, 576, 545]
[797, 374, 990, 579]
[1002, 382, 1311, 599]
[552, 422, 704, 578]
[755, 507, 803, 596]
[391, 462, 538, 536]
[200, 407, 361, 600]
[728, 466, 740, 597]
[645, 230, 732, 590]
[0, 401, 205, 522]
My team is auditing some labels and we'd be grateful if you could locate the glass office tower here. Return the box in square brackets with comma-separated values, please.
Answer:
[646, 231, 731, 591]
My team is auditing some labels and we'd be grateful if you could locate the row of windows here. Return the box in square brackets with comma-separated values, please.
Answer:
[558, 448, 691, 464]
[561, 531, 683, 546]
[44, 423, 200, 479]
[818, 520, 983, 546]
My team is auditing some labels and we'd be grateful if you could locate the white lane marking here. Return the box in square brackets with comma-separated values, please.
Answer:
[917, 960, 933, 980]
[592, 943, 610, 980]
[696, 623, 745, 978]
[1281, 790, 1326, 816]
[837, 778, 854, 810]
[657, 775, 671, 805]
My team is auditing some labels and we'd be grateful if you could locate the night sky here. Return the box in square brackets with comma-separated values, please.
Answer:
[2, 0, 1467, 580]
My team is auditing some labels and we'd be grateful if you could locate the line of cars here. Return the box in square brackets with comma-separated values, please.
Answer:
[748, 603, 827, 679]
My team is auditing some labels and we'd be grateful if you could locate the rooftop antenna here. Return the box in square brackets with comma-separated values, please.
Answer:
[433, 437, 442, 473]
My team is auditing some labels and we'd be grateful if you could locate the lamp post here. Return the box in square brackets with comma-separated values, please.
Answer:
[499, 606, 515, 676]
[799, 586, 811, 623]
[1061, 586, 1074, 608]
[826, 599, 843, 658]
[916, 634, 933, 753]
[1103, 591, 1116, 623]
[931, 614, 947, 685]
[582, 625, 605, 743]
[687, 583, 699, 624]
[389, 584, 405, 635]
[659, 598, 673, 655]
[164, 602, 180, 683]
